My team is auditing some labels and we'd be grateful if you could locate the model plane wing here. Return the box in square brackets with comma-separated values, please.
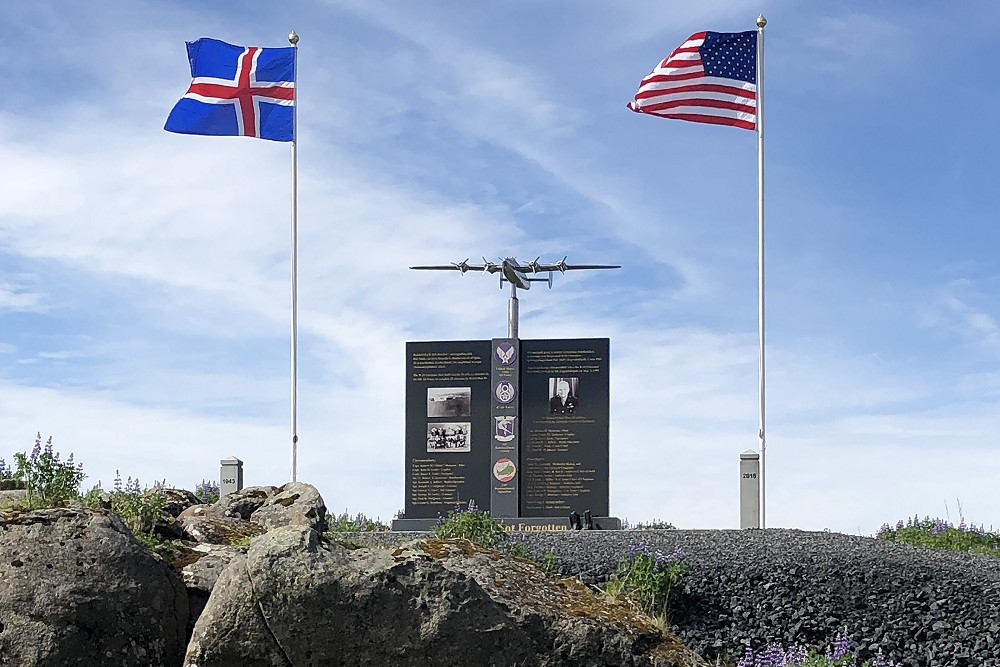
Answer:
[409, 259, 502, 274]
[537, 263, 621, 271]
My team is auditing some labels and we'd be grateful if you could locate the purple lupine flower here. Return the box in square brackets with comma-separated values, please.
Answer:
[895, 519, 904, 530]
[627, 542, 647, 559]
[31, 433, 42, 461]
[784, 645, 808, 664]
[736, 645, 755, 667]
[113, 470, 123, 493]
[195, 479, 220, 501]
[0, 458, 8, 478]
[43, 435, 53, 457]
[758, 644, 788, 667]
[830, 633, 852, 660]
[125, 476, 141, 494]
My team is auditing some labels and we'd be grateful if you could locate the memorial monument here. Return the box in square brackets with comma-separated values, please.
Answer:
[392, 257, 622, 531]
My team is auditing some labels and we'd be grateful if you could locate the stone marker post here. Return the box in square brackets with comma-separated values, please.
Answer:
[740, 450, 761, 529]
[220, 456, 244, 498]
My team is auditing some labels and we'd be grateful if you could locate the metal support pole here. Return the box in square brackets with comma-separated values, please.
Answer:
[507, 283, 519, 339]
[289, 29, 300, 482]
[755, 14, 767, 529]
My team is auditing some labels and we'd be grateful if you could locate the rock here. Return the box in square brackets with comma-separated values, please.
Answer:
[168, 542, 244, 639]
[173, 484, 324, 546]
[162, 488, 201, 517]
[248, 481, 328, 533]
[176, 542, 244, 592]
[0, 506, 188, 666]
[217, 485, 277, 520]
[177, 506, 266, 545]
[184, 527, 704, 666]
[0, 489, 27, 505]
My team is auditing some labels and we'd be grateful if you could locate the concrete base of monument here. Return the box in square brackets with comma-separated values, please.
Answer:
[391, 516, 622, 532]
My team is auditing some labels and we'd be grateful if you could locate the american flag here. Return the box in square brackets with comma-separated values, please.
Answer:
[628, 31, 757, 131]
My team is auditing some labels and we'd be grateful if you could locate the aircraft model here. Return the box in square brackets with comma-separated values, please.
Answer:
[409, 256, 621, 290]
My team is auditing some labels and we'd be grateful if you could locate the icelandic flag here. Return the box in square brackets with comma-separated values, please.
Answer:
[165, 38, 295, 142]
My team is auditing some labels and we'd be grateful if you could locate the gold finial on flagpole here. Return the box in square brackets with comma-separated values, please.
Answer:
[288, 30, 299, 45]
[756, 15, 767, 28]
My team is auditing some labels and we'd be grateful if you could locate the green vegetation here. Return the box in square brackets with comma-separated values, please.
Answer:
[87, 472, 167, 540]
[194, 479, 220, 505]
[229, 534, 253, 548]
[877, 514, 1000, 557]
[326, 510, 390, 533]
[601, 541, 687, 630]
[624, 518, 678, 530]
[8, 433, 86, 507]
[541, 548, 559, 574]
[431, 500, 507, 549]
[2, 434, 166, 545]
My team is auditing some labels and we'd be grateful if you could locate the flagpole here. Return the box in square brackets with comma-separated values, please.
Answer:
[755, 15, 766, 529]
[289, 29, 300, 483]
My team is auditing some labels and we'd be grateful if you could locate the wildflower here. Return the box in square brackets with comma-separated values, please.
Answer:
[829, 633, 852, 660]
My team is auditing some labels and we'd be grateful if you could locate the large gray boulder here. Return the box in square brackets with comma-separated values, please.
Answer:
[249, 481, 328, 533]
[0, 506, 188, 666]
[184, 527, 705, 667]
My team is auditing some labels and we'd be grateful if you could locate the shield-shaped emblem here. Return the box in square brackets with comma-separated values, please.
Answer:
[494, 416, 516, 442]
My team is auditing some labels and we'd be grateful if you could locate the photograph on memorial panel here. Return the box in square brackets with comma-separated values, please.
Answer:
[548, 377, 580, 414]
[426, 422, 472, 452]
[426, 387, 472, 418]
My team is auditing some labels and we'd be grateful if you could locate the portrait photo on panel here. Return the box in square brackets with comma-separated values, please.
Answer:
[426, 422, 471, 452]
[548, 377, 579, 414]
[426, 387, 472, 418]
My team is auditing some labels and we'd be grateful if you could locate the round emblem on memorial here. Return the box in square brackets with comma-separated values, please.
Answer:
[494, 341, 517, 366]
[494, 380, 517, 403]
[493, 458, 516, 483]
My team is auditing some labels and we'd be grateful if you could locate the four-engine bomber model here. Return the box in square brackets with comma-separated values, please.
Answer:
[410, 257, 620, 338]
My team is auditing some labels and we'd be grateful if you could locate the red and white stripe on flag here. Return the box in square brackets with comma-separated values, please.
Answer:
[628, 31, 757, 131]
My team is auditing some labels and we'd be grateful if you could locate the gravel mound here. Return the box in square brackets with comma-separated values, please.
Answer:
[367, 529, 1000, 666]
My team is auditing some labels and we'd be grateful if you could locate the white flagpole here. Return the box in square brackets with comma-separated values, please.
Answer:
[289, 30, 300, 482]
[755, 15, 766, 528]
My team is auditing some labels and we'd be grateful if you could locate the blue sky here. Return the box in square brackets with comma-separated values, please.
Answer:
[2, 0, 999, 533]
